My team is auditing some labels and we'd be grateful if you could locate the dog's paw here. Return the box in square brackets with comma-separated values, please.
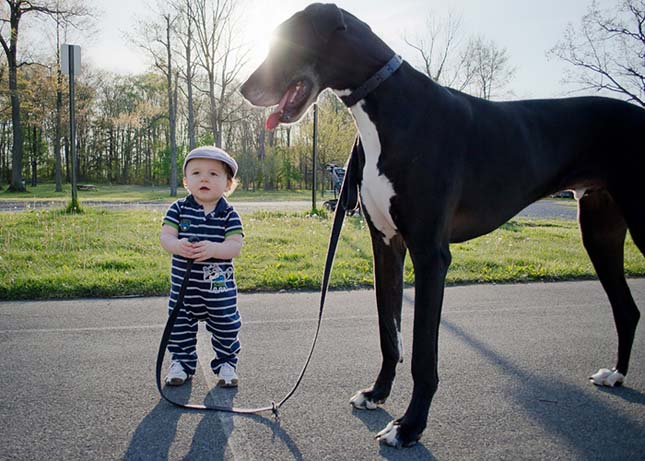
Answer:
[590, 368, 624, 387]
[376, 420, 401, 447]
[375, 420, 419, 448]
[350, 389, 380, 410]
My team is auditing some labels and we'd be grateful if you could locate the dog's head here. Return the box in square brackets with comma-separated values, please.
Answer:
[240, 3, 394, 130]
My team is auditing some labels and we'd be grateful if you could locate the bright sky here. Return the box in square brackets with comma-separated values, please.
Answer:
[83, 0, 614, 99]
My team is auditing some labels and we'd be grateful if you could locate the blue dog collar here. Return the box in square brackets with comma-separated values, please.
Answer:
[340, 54, 403, 107]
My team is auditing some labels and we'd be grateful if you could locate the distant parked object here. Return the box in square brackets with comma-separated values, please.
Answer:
[551, 190, 574, 199]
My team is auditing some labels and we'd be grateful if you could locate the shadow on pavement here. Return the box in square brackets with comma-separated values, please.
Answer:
[182, 387, 239, 460]
[125, 382, 195, 459]
[442, 319, 645, 458]
[125, 383, 304, 460]
[243, 413, 305, 461]
[594, 384, 645, 404]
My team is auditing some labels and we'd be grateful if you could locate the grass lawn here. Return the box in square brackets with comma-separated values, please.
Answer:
[1, 207, 643, 300]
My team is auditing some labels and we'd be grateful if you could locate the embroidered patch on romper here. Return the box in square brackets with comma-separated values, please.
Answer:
[203, 264, 235, 294]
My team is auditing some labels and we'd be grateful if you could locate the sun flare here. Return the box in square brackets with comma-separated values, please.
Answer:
[238, 0, 304, 70]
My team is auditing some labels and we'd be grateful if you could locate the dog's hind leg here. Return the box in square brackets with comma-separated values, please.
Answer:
[350, 230, 407, 410]
[578, 189, 641, 386]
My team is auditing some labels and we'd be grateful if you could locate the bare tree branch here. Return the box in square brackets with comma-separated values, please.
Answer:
[404, 10, 515, 99]
[549, 0, 645, 106]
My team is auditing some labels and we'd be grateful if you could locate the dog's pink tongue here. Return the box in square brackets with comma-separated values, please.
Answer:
[266, 111, 282, 131]
[265, 88, 294, 130]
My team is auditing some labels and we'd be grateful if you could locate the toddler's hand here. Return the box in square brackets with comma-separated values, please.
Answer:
[192, 241, 216, 262]
[175, 238, 197, 259]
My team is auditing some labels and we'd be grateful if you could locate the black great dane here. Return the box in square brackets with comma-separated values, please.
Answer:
[241, 3, 644, 448]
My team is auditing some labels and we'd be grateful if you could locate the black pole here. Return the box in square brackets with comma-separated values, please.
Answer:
[312, 103, 318, 211]
[68, 45, 78, 210]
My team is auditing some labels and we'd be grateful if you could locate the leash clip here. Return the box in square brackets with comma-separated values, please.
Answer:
[271, 401, 280, 422]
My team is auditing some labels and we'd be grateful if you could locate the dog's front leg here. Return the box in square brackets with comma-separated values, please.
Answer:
[376, 243, 451, 447]
[350, 229, 406, 410]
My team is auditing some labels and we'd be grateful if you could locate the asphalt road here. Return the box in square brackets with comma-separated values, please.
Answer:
[1, 280, 643, 460]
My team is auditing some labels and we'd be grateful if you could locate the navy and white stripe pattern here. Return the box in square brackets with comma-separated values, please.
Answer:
[163, 195, 244, 375]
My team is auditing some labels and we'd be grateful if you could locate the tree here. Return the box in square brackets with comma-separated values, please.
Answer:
[405, 10, 515, 99]
[404, 11, 473, 89]
[135, 6, 180, 196]
[192, 0, 234, 147]
[52, 9, 64, 191]
[465, 36, 516, 100]
[174, 0, 197, 151]
[18, 61, 54, 187]
[213, 13, 249, 149]
[550, 0, 644, 106]
[0, 0, 89, 192]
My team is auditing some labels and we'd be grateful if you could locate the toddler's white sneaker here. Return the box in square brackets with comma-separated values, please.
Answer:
[217, 363, 239, 387]
[165, 360, 190, 386]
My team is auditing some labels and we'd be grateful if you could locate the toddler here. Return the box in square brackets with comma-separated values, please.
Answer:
[160, 146, 243, 387]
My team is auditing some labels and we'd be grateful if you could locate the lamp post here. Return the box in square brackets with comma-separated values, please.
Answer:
[61, 44, 81, 211]
[312, 102, 318, 212]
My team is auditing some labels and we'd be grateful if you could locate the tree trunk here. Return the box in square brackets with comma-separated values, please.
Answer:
[8, 50, 24, 190]
[2, 6, 25, 192]
[31, 125, 37, 187]
[167, 15, 178, 197]
[0, 121, 6, 189]
[185, 0, 196, 150]
[54, 18, 63, 192]
[107, 127, 113, 183]
[121, 128, 130, 183]
[54, 69, 63, 191]
[216, 48, 228, 148]
[208, 68, 218, 146]
[64, 136, 70, 182]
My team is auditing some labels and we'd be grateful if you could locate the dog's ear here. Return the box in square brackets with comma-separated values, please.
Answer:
[305, 3, 347, 43]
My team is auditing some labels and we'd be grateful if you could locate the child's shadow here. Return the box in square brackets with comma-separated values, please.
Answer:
[126, 384, 242, 460]
[183, 387, 239, 460]
[125, 382, 196, 460]
[127, 385, 302, 460]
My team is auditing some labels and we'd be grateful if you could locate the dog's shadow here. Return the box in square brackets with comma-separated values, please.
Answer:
[441, 318, 645, 457]
[594, 385, 645, 404]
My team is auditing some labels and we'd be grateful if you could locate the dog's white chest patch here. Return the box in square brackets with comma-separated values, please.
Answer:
[349, 102, 398, 244]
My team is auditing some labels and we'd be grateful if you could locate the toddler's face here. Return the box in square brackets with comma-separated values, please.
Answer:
[183, 158, 231, 203]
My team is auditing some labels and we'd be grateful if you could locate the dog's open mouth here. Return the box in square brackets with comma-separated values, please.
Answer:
[266, 79, 312, 130]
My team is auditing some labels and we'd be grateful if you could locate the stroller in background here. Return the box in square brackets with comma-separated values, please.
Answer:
[323, 164, 359, 215]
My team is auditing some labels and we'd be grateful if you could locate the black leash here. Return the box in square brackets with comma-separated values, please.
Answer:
[156, 145, 361, 418]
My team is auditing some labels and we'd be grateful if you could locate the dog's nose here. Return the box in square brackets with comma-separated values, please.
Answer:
[240, 80, 250, 98]
[240, 78, 260, 101]
[240, 72, 277, 107]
